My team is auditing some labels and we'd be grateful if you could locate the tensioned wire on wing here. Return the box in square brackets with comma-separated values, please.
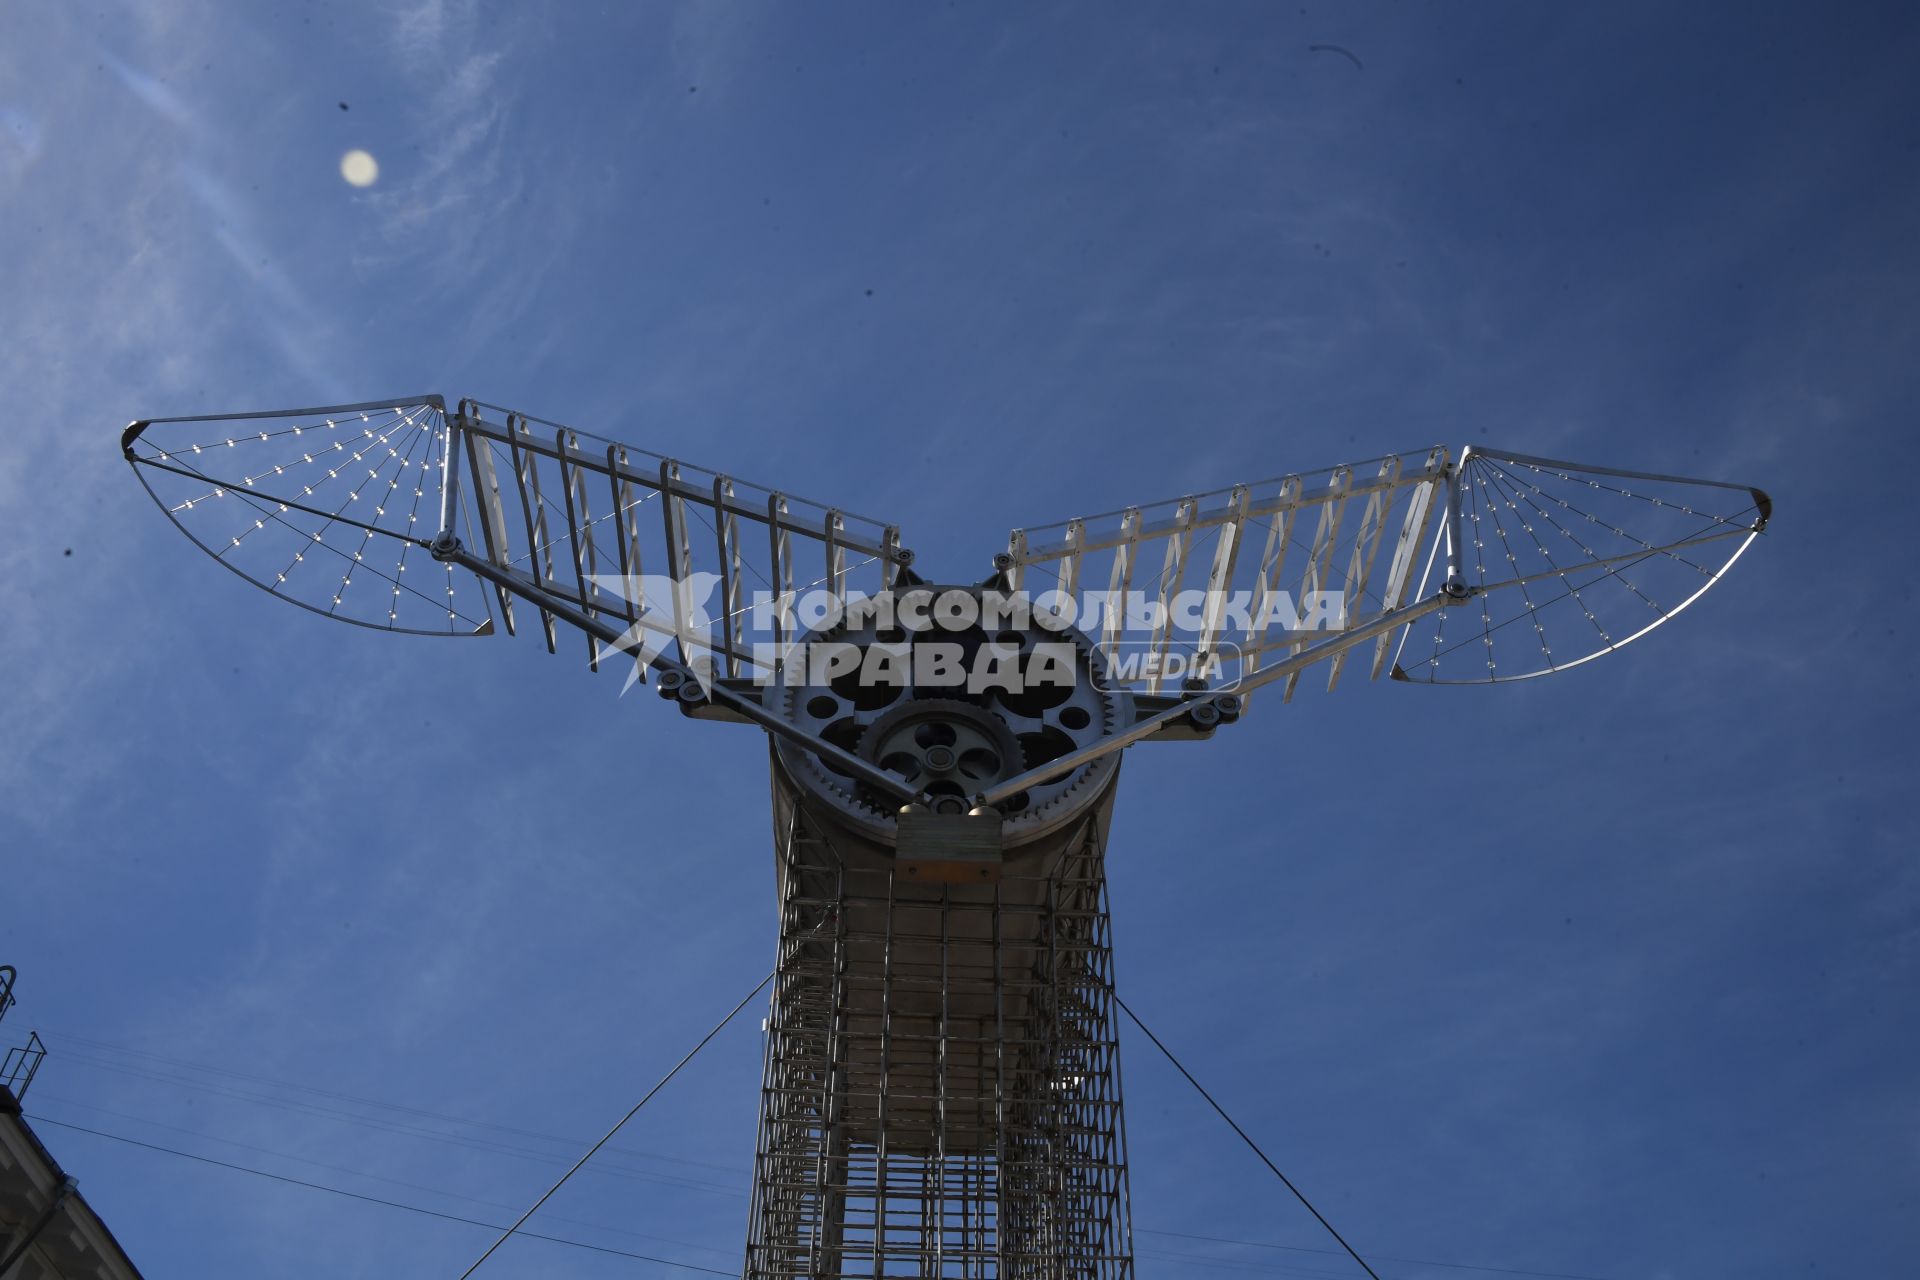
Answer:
[1393, 449, 1768, 684]
[123, 399, 496, 637]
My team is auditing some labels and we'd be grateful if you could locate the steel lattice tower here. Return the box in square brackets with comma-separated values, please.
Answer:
[124, 397, 1770, 1278]
[746, 785, 1131, 1278]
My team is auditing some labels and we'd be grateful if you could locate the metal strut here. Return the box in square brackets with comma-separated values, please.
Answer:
[426, 537, 925, 806]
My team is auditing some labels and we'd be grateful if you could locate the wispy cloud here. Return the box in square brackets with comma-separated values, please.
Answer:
[90, 33, 357, 398]
[354, 0, 569, 347]
[98, 49, 197, 131]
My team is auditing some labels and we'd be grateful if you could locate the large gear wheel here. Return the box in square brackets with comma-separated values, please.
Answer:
[769, 584, 1130, 848]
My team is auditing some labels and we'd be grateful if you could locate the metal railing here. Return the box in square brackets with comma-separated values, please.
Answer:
[3, 1030, 46, 1102]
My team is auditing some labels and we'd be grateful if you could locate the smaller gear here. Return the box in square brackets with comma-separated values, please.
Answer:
[858, 699, 1024, 814]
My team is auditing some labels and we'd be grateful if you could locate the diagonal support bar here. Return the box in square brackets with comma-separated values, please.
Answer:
[438, 544, 924, 804]
[974, 590, 1459, 805]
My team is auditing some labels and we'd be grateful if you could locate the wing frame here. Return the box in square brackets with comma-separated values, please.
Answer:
[122, 395, 497, 638]
[979, 441, 1771, 802]
[446, 398, 912, 679]
[1005, 446, 1453, 701]
[1391, 445, 1771, 685]
[122, 392, 926, 804]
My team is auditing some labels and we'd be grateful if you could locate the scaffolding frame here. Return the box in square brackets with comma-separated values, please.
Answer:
[745, 803, 1134, 1279]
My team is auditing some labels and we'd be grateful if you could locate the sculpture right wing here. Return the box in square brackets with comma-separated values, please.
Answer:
[1003, 444, 1770, 707]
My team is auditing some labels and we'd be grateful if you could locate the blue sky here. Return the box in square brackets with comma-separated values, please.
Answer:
[2, 2, 1916, 1277]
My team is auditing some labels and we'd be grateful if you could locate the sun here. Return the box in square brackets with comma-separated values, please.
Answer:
[338, 148, 378, 187]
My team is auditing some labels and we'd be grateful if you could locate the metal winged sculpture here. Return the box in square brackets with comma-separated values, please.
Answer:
[125, 396, 1769, 1279]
